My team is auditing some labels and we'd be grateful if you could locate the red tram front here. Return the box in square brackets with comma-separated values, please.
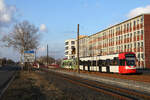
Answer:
[118, 52, 136, 74]
[79, 52, 136, 74]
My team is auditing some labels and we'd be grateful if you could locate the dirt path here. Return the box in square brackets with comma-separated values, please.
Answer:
[1, 70, 116, 100]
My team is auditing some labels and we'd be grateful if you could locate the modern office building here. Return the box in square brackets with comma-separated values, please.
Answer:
[65, 39, 76, 59]
[78, 14, 150, 69]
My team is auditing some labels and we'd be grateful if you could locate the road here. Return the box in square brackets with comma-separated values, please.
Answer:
[0, 65, 21, 95]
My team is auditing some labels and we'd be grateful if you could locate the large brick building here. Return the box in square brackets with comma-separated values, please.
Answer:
[79, 14, 150, 69]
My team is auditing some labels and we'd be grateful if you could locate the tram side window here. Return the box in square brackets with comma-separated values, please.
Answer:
[79, 60, 82, 65]
[66, 62, 68, 66]
[102, 60, 106, 66]
[70, 62, 72, 66]
[98, 60, 102, 66]
[62, 62, 64, 66]
[93, 61, 96, 66]
[86, 61, 88, 66]
[113, 57, 119, 66]
[110, 60, 114, 65]
[83, 61, 86, 66]
[88, 60, 91, 66]
[67, 62, 69, 66]
[106, 59, 110, 66]
[119, 59, 125, 66]
[64, 62, 67, 66]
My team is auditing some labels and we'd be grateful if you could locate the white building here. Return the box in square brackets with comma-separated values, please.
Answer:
[65, 39, 76, 59]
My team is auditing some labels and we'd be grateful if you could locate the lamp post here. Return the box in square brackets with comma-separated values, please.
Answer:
[77, 24, 80, 73]
[47, 44, 49, 68]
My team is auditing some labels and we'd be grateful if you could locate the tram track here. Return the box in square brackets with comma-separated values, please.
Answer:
[41, 68, 150, 100]
[63, 72, 150, 100]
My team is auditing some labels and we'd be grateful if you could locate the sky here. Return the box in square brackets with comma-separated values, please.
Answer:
[0, 0, 150, 61]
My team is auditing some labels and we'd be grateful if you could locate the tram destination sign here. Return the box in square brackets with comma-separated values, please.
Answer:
[24, 50, 35, 62]
[125, 54, 135, 57]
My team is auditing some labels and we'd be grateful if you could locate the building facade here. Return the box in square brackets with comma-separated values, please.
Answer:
[79, 14, 150, 69]
[65, 39, 76, 59]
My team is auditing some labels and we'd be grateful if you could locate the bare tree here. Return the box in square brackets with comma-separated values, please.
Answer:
[2, 20, 40, 63]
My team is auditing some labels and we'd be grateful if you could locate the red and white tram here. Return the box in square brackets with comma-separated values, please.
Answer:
[79, 52, 136, 74]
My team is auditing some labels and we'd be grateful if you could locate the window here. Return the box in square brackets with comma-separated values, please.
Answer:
[137, 31, 140, 35]
[130, 22, 132, 27]
[127, 34, 129, 38]
[118, 27, 120, 31]
[124, 24, 126, 30]
[134, 32, 136, 36]
[141, 16, 144, 23]
[124, 45, 126, 49]
[113, 57, 119, 66]
[134, 20, 136, 26]
[116, 37, 118, 41]
[65, 42, 68, 45]
[130, 33, 132, 38]
[137, 19, 139, 25]
[65, 51, 68, 55]
[121, 26, 122, 31]
[141, 30, 144, 35]
[126, 59, 136, 66]
[134, 43, 136, 48]
[138, 42, 140, 47]
[65, 47, 68, 50]
[71, 41, 75, 44]
[141, 42, 143, 47]
[116, 27, 118, 32]
[124, 35, 126, 39]
[127, 23, 129, 29]
[71, 46, 75, 49]
[138, 53, 140, 59]
[141, 53, 144, 60]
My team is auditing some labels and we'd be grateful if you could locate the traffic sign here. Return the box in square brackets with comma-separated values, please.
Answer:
[24, 50, 34, 53]
[24, 50, 35, 62]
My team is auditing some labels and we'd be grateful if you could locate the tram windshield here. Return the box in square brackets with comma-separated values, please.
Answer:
[126, 57, 136, 66]
[125, 53, 136, 66]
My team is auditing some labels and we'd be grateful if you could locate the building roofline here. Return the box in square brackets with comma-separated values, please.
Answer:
[65, 39, 76, 42]
[89, 14, 149, 37]
[78, 35, 88, 40]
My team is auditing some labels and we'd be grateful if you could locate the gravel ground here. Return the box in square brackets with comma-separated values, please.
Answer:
[49, 68, 150, 94]
[37, 70, 117, 100]
[1, 70, 117, 100]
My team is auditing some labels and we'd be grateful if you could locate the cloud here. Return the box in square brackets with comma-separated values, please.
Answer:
[0, 0, 17, 28]
[40, 24, 48, 32]
[127, 5, 150, 18]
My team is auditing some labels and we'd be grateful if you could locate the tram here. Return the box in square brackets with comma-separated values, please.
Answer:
[61, 52, 136, 74]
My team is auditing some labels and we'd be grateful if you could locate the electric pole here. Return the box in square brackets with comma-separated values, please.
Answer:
[35, 50, 36, 63]
[77, 24, 80, 73]
[47, 44, 49, 68]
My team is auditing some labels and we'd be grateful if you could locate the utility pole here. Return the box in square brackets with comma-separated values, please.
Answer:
[47, 44, 49, 68]
[35, 50, 36, 63]
[77, 24, 80, 73]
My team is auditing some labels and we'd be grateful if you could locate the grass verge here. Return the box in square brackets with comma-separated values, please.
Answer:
[1, 71, 64, 100]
